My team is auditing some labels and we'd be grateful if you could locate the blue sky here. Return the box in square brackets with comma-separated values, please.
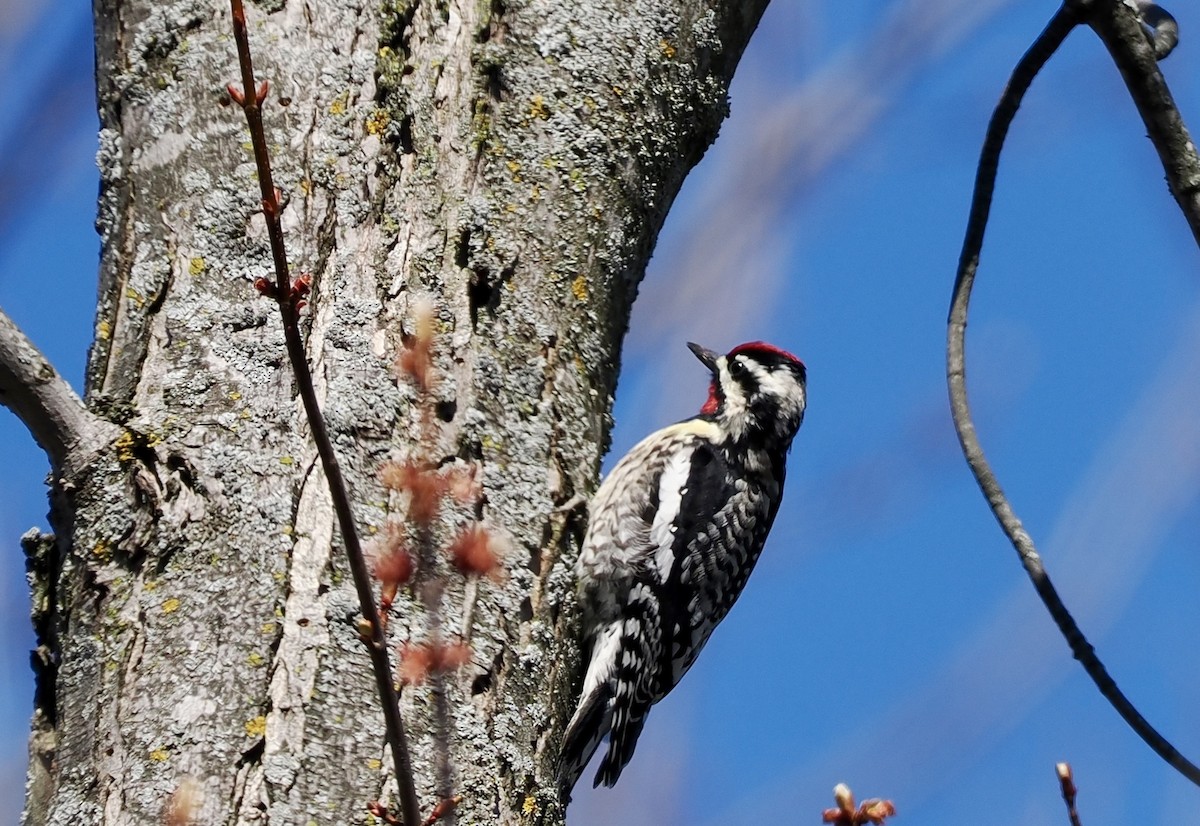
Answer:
[2, 2, 1200, 824]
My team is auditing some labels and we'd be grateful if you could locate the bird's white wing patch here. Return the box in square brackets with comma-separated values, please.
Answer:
[650, 445, 694, 584]
[579, 621, 623, 702]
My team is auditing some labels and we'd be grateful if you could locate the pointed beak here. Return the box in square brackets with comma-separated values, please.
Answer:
[687, 342, 719, 374]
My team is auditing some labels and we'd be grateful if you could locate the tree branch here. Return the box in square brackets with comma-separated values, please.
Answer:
[1090, 2, 1199, 240]
[227, 3, 421, 824]
[947, 0, 1200, 789]
[0, 306, 113, 474]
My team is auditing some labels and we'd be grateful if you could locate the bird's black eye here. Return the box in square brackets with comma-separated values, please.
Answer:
[728, 358, 746, 379]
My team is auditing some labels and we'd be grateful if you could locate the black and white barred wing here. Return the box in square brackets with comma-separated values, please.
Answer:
[665, 443, 779, 689]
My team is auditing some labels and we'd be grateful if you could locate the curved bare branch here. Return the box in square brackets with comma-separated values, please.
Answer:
[0, 306, 115, 474]
[947, 1, 1200, 789]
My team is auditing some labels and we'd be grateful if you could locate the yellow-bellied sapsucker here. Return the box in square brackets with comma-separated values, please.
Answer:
[558, 340, 807, 797]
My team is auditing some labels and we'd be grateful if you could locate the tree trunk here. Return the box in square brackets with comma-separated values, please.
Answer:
[23, 0, 767, 822]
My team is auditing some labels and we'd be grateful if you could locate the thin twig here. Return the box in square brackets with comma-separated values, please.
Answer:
[1055, 763, 1083, 826]
[226, 3, 421, 824]
[0, 307, 117, 475]
[946, 0, 1200, 789]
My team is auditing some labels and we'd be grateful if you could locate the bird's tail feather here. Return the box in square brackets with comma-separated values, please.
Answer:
[557, 683, 612, 801]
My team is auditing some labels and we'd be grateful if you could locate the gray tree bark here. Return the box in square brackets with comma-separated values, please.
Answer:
[19, 0, 768, 822]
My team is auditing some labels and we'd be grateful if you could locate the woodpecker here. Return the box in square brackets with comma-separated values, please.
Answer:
[558, 340, 807, 798]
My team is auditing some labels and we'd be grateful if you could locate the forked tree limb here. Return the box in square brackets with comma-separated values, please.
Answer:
[947, 0, 1200, 789]
[0, 306, 118, 475]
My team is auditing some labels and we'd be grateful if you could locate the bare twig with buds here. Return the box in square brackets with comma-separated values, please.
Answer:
[1056, 763, 1083, 826]
[225, 2, 420, 824]
[821, 783, 895, 826]
[946, 0, 1200, 789]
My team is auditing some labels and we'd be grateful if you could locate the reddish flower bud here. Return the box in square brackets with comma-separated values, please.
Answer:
[422, 795, 463, 826]
[379, 460, 444, 525]
[448, 524, 502, 579]
[227, 82, 245, 106]
[290, 272, 312, 299]
[166, 779, 202, 826]
[444, 463, 482, 505]
[253, 277, 278, 298]
[256, 80, 270, 106]
[397, 642, 436, 685]
[367, 801, 400, 825]
[821, 784, 895, 826]
[395, 298, 436, 392]
[860, 801, 896, 824]
[397, 641, 472, 685]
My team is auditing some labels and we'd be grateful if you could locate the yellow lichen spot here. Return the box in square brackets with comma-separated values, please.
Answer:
[247, 651, 265, 667]
[583, 96, 597, 111]
[529, 94, 549, 120]
[612, 85, 624, 97]
[244, 715, 267, 737]
[125, 287, 146, 308]
[329, 92, 349, 116]
[97, 320, 111, 341]
[161, 597, 181, 614]
[279, 456, 294, 466]
[240, 409, 251, 419]
[114, 431, 136, 463]
[261, 622, 277, 636]
[506, 159, 523, 182]
[530, 183, 541, 202]
[281, 525, 294, 537]
[571, 274, 588, 301]
[149, 748, 169, 762]
[367, 758, 382, 771]
[272, 570, 285, 583]
[300, 178, 313, 196]
[365, 108, 390, 135]
[145, 431, 163, 448]
[229, 390, 242, 401]
[660, 39, 677, 59]
[504, 203, 518, 213]
[143, 580, 159, 592]
[188, 257, 205, 276]
[242, 141, 254, 152]
[522, 795, 538, 816]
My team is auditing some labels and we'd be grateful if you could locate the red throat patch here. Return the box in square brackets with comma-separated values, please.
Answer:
[700, 382, 719, 415]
